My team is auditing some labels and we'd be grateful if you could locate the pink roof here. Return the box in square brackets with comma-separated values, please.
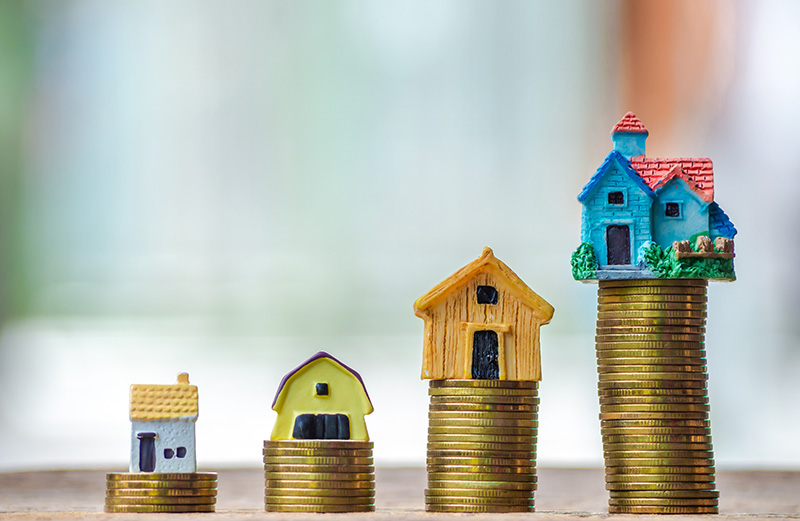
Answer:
[631, 156, 714, 203]
[612, 112, 648, 134]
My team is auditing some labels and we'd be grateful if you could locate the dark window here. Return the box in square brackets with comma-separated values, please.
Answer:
[665, 202, 680, 217]
[164, 448, 174, 459]
[293, 414, 350, 440]
[476, 285, 498, 305]
[315, 383, 329, 396]
[137, 432, 156, 472]
[608, 191, 624, 205]
[176, 447, 187, 458]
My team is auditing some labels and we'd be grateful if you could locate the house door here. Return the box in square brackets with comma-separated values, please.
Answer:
[293, 414, 351, 440]
[137, 432, 156, 472]
[606, 225, 631, 265]
[472, 330, 499, 379]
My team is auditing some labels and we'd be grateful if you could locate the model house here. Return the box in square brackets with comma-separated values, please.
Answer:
[271, 352, 373, 441]
[129, 373, 198, 473]
[414, 247, 554, 381]
[573, 112, 737, 281]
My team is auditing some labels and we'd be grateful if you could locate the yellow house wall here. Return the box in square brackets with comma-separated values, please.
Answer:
[420, 270, 543, 381]
[271, 360, 371, 441]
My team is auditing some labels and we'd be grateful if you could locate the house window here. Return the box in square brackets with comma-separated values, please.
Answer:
[176, 447, 187, 458]
[476, 286, 498, 305]
[315, 383, 329, 396]
[164, 448, 174, 459]
[608, 191, 624, 205]
[665, 202, 681, 218]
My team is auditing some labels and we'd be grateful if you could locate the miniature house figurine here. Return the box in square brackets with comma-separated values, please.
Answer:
[129, 373, 198, 473]
[271, 352, 373, 441]
[572, 112, 737, 281]
[414, 247, 554, 381]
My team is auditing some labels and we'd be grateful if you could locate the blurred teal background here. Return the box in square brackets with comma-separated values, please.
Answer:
[0, 0, 798, 471]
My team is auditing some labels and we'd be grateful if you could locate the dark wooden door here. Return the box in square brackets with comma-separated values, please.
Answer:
[137, 432, 156, 472]
[293, 413, 351, 439]
[472, 330, 499, 379]
[606, 225, 631, 265]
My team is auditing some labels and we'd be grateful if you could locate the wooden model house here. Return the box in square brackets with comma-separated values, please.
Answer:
[573, 112, 737, 281]
[129, 373, 198, 473]
[271, 352, 373, 441]
[414, 247, 554, 381]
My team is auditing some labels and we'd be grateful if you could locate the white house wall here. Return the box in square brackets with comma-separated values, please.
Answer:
[130, 420, 196, 473]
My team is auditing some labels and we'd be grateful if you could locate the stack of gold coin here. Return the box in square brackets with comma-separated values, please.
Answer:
[263, 440, 374, 513]
[425, 379, 538, 513]
[105, 472, 217, 513]
[596, 279, 718, 514]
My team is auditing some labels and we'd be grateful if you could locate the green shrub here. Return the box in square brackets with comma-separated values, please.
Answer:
[643, 243, 735, 280]
[571, 242, 598, 280]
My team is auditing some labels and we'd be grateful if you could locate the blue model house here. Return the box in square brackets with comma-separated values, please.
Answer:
[572, 112, 737, 281]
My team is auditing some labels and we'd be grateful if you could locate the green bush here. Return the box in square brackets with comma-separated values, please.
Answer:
[643, 243, 735, 280]
[571, 242, 598, 280]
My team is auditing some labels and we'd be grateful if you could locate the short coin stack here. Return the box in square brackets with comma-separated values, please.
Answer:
[263, 440, 375, 513]
[426, 379, 538, 513]
[105, 472, 217, 513]
[596, 279, 718, 514]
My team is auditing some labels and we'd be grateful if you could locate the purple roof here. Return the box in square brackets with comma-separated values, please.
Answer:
[271, 351, 372, 408]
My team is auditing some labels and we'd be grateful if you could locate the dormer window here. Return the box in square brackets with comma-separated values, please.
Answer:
[608, 191, 624, 205]
[665, 202, 681, 218]
[315, 383, 329, 396]
[476, 286, 498, 305]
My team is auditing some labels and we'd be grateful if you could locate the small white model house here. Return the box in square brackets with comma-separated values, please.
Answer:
[129, 373, 198, 473]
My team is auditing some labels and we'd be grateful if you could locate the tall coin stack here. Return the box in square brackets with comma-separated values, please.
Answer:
[425, 380, 539, 513]
[596, 279, 718, 514]
[105, 472, 218, 513]
[264, 440, 375, 513]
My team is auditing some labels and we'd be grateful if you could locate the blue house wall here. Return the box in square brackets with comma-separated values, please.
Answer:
[651, 178, 710, 249]
[579, 154, 654, 267]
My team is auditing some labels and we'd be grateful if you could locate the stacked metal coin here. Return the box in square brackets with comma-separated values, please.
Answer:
[263, 440, 375, 513]
[105, 472, 217, 513]
[425, 379, 538, 513]
[596, 279, 718, 514]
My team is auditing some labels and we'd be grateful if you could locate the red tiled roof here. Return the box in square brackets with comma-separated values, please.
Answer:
[612, 112, 648, 134]
[631, 156, 714, 203]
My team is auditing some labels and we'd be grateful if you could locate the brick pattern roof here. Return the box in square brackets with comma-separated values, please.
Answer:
[631, 156, 714, 203]
[612, 112, 648, 134]
[130, 378, 198, 422]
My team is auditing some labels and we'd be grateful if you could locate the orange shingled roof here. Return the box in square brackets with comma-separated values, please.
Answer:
[612, 112, 648, 134]
[631, 156, 714, 203]
[130, 374, 198, 422]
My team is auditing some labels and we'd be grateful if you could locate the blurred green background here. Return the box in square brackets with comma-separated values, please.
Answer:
[0, 0, 798, 471]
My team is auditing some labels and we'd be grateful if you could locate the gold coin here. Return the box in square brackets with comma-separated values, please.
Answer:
[429, 411, 537, 421]
[599, 386, 708, 396]
[264, 440, 373, 449]
[597, 304, 707, 313]
[265, 487, 373, 497]
[601, 428, 711, 438]
[603, 434, 711, 444]
[596, 341, 704, 350]
[106, 480, 218, 489]
[598, 365, 708, 374]
[598, 357, 707, 367]
[598, 308, 706, 317]
[609, 489, 719, 498]
[262, 456, 373, 465]
[605, 465, 714, 475]
[427, 442, 534, 452]
[600, 395, 709, 405]
[430, 395, 536, 405]
[427, 450, 535, 459]
[598, 285, 706, 294]
[597, 324, 706, 334]
[425, 504, 532, 513]
[600, 413, 709, 421]
[430, 380, 539, 389]
[106, 488, 217, 497]
[607, 482, 717, 491]
[429, 388, 539, 397]
[427, 472, 536, 482]
[105, 505, 215, 513]
[264, 495, 374, 505]
[609, 498, 718, 507]
[601, 403, 710, 412]
[428, 427, 536, 436]
[105, 496, 216, 505]
[429, 402, 539, 411]
[599, 278, 706, 287]
[598, 380, 707, 390]
[263, 448, 372, 458]
[598, 294, 707, 303]
[263, 472, 374, 481]
[604, 458, 714, 467]
[427, 464, 535, 474]
[107, 472, 217, 481]
[265, 479, 374, 490]
[427, 457, 535, 467]
[596, 334, 704, 343]
[601, 418, 711, 427]
[596, 349, 705, 359]
[425, 487, 533, 498]
[425, 495, 534, 506]
[604, 450, 714, 459]
[605, 473, 715, 482]
[599, 372, 708, 382]
[263, 464, 373, 474]
[429, 418, 538, 428]
[428, 434, 537, 444]
[427, 480, 536, 491]
[609, 506, 717, 514]
[266, 504, 374, 513]
[603, 443, 713, 452]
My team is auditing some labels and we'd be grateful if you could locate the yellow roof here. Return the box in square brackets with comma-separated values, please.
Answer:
[129, 373, 198, 422]
[414, 247, 554, 323]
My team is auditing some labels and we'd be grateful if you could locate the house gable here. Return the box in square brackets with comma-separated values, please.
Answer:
[652, 175, 711, 248]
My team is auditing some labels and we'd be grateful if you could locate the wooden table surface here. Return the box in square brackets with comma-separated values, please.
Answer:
[1, 468, 798, 520]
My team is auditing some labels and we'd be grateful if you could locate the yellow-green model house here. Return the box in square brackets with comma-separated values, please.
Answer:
[270, 352, 373, 441]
